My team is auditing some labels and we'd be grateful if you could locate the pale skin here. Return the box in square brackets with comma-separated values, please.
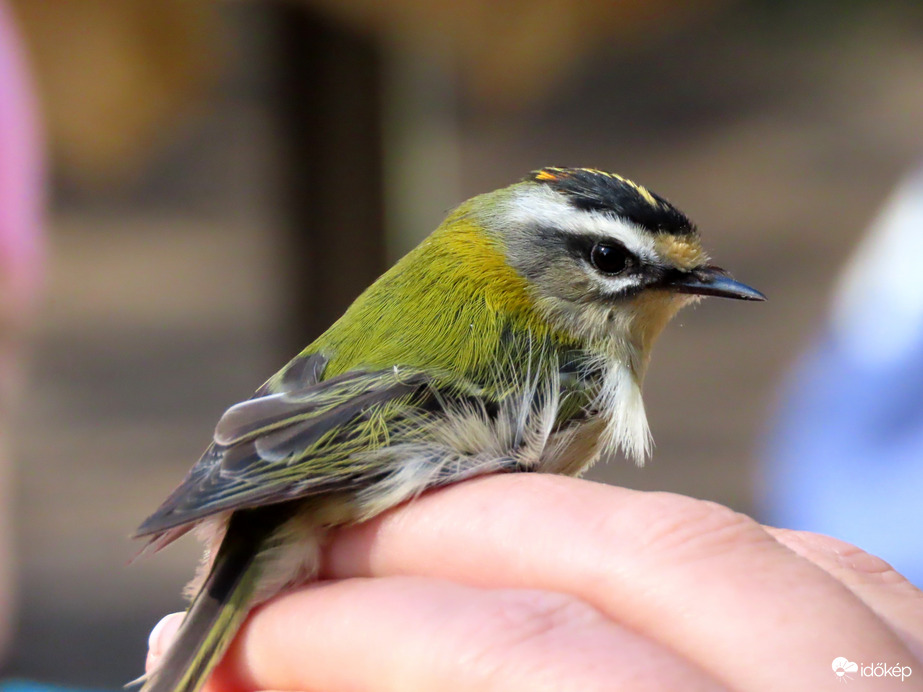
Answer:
[146, 475, 923, 691]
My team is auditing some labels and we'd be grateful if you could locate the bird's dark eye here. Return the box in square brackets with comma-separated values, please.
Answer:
[589, 242, 634, 275]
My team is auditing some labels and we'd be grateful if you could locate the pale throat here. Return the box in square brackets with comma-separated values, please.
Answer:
[592, 291, 691, 465]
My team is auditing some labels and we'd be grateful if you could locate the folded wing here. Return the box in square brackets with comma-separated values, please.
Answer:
[135, 353, 439, 540]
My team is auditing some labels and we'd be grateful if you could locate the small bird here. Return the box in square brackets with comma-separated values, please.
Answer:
[135, 166, 764, 692]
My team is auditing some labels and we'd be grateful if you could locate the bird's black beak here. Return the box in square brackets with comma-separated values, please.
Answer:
[665, 265, 766, 301]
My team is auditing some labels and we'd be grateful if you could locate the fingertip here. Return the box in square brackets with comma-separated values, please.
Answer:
[146, 612, 184, 670]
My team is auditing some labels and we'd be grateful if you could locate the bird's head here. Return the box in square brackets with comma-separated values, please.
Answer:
[472, 166, 764, 378]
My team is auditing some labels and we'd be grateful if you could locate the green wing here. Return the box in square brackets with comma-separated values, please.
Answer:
[135, 353, 441, 539]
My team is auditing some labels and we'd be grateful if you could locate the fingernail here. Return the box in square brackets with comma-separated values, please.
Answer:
[148, 612, 183, 658]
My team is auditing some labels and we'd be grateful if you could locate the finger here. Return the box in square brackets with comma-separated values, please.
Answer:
[202, 576, 727, 692]
[766, 527, 923, 661]
[323, 474, 920, 691]
[146, 612, 183, 674]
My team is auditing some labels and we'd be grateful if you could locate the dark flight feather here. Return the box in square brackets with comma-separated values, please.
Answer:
[135, 365, 438, 539]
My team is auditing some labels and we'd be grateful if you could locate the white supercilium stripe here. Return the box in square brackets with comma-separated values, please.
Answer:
[506, 186, 658, 263]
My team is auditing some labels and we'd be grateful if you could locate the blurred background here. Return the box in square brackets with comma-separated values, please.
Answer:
[0, 0, 921, 687]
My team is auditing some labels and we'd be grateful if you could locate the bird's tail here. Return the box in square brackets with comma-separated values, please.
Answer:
[139, 518, 266, 692]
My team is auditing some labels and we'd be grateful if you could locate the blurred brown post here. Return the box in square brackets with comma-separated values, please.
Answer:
[270, 3, 387, 349]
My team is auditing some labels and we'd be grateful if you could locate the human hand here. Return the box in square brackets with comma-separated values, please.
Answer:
[146, 474, 923, 691]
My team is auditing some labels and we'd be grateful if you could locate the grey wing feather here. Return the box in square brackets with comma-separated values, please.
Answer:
[135, 354, 437, 540]
[216, 352, 332, 444]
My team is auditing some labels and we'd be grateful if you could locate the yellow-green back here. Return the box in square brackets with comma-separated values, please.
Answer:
[305, 194, 578, 385]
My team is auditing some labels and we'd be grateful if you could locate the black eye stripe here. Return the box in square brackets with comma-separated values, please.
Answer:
[552, 231, 636, 264]
[516, 226, 669, 302]
[528, 227, 643, 280]
[555, 233, 638, 275]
